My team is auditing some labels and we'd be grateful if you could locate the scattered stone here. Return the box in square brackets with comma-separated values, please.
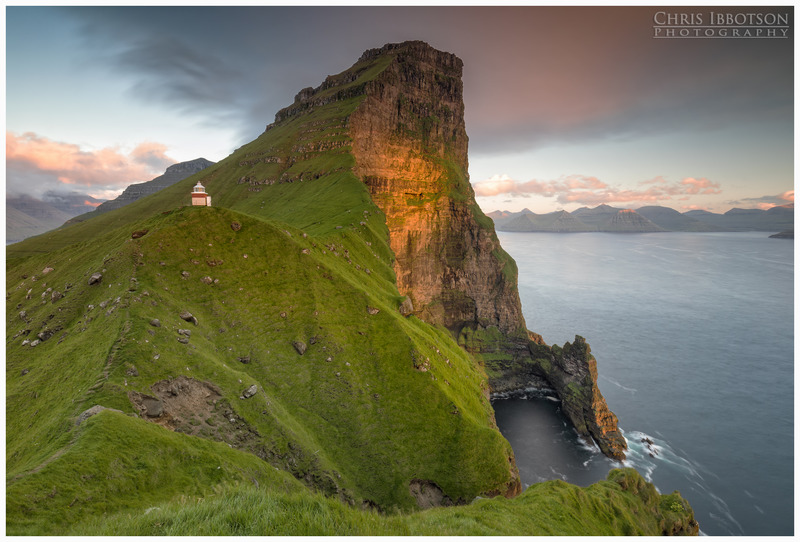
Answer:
[293, 341, 307, 355]
[19, 310, 27, 321]
[201, 276, 214, 285]
[141, 397, 163, 418]
[178, 337, 189, 344]
[42, 267, 54, 275]
[181, 271, 190, 279]
[398, 297, 414, 316]
[241, 384, 258, 399]
[180, 310, 198, 325]
[21, 368, 29, 376]
[30, 339, 40, 347]
[325, 357, 333, 362]
[37, 329, 55, 342]
[126, 366, 139, 377]
[150, 318, 162, 328]
[280, 312, 287, 318]
[88, 273, 103, 285]
[178, 329, 192, 337]
[301, 248, 310, 255]
[231, 221, 242, 231]
[22, 339, 30, 346]
[131, 229, 149, 239]
[366, 306, 380, 315]
[51, 291, 62, 302]
[238, 356, 250, 364]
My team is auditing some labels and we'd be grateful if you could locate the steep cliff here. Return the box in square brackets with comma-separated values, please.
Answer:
[272, 40, 625, 459]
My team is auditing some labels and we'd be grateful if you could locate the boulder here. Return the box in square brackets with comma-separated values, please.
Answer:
[141, 397, 163, 418]
[149, 318, 162, 327]
[180, 310, 198, 325]
[293, 341, 307, 355]
[242, 384, 258, 399]
[88, 273, 103, 285]
[399, 297, 414, 316]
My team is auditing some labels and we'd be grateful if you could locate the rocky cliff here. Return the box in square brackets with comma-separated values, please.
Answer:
[272, 41, 626, 460]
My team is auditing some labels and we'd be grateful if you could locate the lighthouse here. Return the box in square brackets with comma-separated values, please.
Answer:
[191, 181, 211, 206]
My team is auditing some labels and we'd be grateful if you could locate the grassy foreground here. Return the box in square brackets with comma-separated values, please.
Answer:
[70, 466, 695, 536]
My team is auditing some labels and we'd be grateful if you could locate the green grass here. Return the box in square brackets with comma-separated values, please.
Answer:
[66, 468, 696, 536]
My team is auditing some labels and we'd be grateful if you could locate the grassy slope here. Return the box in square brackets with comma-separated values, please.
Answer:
[69, 467, 695, 536]
[6, 47, 697, 536]
[7, 52, 517, 534]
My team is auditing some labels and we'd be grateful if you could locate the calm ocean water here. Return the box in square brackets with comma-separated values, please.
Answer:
[492, 231, 793, 536]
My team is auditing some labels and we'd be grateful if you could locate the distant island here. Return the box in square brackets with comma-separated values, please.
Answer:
[489, 204, 794, 234]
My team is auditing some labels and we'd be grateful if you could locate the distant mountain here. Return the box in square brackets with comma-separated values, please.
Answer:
[682, 204, 793, 232]
[636, 206, 721, 232]
[603, 209, 665, 232]
[570, 204, 621, 228]
[490, 204, 794, 234]
[6, 193, 104, 244]
[67, 158, 215, 224]
[501, 210, 593, 232]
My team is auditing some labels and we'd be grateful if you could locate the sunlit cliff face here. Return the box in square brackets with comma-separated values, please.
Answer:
[349, 43, 527, 337]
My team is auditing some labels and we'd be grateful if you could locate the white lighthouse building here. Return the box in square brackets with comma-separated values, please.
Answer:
[191, 181, 211, 206]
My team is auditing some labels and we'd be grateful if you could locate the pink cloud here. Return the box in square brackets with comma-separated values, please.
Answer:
[6, 131, 174, 191]
[680, 177, 722, 195]
[780, 190, 794, 202]
[473, 173, 724, 207]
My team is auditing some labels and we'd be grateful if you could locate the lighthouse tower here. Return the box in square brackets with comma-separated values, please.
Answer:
[191, 181, 211, 206]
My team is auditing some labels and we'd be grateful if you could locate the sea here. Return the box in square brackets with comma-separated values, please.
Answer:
[491, 231, 793, 536]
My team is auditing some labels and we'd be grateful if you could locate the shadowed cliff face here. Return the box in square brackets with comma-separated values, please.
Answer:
[349, 42, 527, 338]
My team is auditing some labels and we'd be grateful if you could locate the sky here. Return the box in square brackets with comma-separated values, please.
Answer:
[5, 4, 796, 213]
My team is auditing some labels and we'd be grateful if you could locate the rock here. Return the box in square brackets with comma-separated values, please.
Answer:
[21, 368, 29, 376]
[141, 397, 163, 418]
[181, 271, 190, 279]
[180, 310, 198, 325]
[37, 329, 55, 342]
[51, 291, 62, 302]
[131, 229, 149, 239]
[201, 276, 213, 285]
[231, 221, 242, 231]
[366, 306, 380, 315]
[178, 329, 192, 337]
[177, 337, 189, 344]
[528, 336, 628, 460]
[149, 318, 161, 327]
[238, 356, 251, 364]
[41, 267, 54, 275]
[293, 341, 307, 355]
[19, 310, 27, 321]
[242, 384, 258, 399]
[88, 273, 103, 285]
[398, 297, 414, 316]
[76, 405, 122, 426]
[126, 366, 139, 377]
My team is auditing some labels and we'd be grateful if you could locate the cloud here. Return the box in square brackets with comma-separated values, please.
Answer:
[6, 131, 175, 198]
[680, 177, 722, 195]
[726, 190, 794, 209]
[473, 174, 724, 207]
